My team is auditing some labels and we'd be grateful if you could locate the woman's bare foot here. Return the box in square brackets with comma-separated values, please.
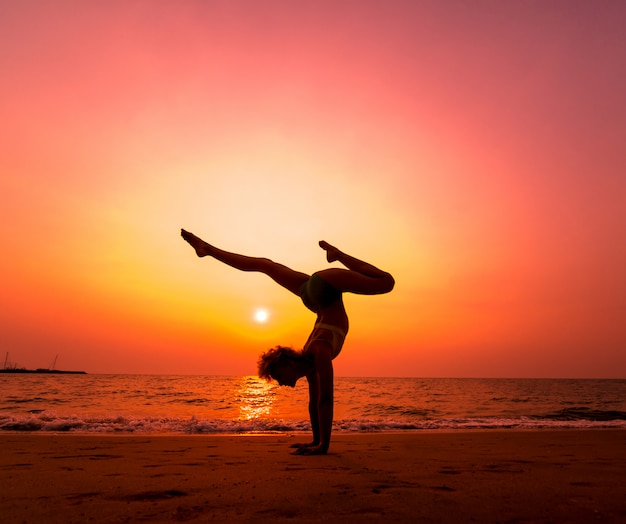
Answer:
[319, 240, 341, 263]
[181, 229, 212, 257]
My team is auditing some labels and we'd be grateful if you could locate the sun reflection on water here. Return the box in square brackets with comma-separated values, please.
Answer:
[236, 376, 277, 421]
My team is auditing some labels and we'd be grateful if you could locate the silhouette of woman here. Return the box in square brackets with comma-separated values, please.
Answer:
[181, 229, 395, 454]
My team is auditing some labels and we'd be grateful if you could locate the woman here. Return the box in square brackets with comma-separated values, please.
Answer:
[181, 229, 395, 455]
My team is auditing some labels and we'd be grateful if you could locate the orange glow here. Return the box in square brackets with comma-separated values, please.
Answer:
[1, 2, 624, 377]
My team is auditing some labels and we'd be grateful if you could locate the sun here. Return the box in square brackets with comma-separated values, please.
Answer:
[254, 308, 269, 323]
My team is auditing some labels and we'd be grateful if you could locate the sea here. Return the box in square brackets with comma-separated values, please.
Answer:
[1, 375, 625, 434]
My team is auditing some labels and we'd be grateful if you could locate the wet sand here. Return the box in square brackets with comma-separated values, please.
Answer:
[1, 430, 625, 523]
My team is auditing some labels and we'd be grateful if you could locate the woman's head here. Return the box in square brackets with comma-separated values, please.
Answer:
[257, 346, 309, 386]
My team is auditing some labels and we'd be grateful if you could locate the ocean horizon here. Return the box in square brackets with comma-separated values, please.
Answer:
[2, 375, 625, 434]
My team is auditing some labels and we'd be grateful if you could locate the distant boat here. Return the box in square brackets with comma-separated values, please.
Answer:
[0, 368, 87, 374]
[1, 352, 86, 374]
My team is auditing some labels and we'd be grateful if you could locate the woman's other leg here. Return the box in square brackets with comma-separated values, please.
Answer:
[317, 241, 395, 295]
[181, 229, 309, 295]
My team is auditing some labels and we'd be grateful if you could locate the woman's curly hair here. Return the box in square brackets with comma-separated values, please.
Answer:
[257, 346, 305, 382]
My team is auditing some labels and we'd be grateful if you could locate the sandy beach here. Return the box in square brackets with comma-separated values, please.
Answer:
[1, 430, 625, 523]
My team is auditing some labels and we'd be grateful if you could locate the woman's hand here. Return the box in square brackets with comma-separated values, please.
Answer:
[289, 442, 317, 450]
[291, 444, 328, 456]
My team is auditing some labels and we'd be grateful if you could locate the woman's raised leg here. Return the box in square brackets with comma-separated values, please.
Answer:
[181, 229, 309, 296]
[317, 241, 395, 295]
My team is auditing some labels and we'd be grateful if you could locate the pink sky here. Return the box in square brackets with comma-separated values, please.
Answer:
[1, 1, 624, 377]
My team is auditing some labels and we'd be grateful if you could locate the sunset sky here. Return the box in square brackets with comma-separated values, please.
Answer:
[1, 1, 624, 377]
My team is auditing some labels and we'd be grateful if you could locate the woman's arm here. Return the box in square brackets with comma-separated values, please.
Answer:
[295, 344, 334, 455]
[289, 374, 320, 452]
[314, 348, 334, 454]
[306, 372, 320, 445]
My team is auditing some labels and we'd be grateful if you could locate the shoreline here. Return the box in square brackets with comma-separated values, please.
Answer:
[2, 429, 625, 522]
[1, 426, 626, 436]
